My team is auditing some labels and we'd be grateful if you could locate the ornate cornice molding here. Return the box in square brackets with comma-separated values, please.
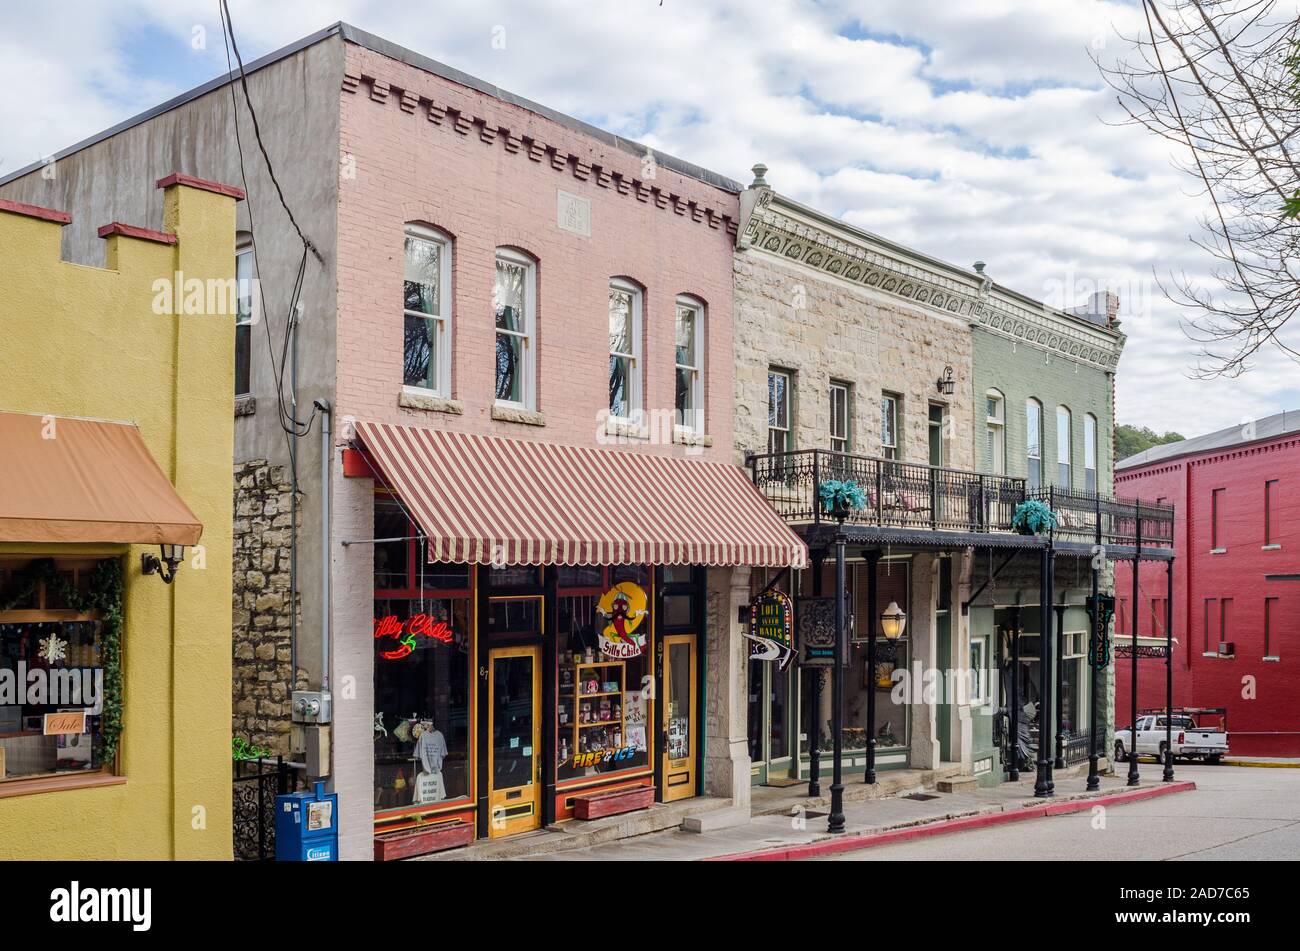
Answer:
[740, 189, 1125, 371]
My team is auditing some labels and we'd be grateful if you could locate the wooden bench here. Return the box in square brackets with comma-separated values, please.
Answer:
[573, 785, 655, 820]
[374, 818, 474, 861]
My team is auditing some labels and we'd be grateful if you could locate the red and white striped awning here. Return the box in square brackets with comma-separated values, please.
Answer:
[353, 421, 807, 569]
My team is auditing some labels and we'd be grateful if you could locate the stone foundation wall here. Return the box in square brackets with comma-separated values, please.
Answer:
[231, 459, 306, 756]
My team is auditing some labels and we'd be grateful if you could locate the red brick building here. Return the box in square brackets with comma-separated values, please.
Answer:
[1114, 411, 1300, 756]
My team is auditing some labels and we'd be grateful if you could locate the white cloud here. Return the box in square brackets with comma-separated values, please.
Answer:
[3, 0, 1293, 435]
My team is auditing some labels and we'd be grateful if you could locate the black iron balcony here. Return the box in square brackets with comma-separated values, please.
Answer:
[747, 448, 1175, 548]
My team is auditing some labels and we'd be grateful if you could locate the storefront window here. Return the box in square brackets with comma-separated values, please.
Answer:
[1, 560, 110, 784]
[556, 568, 651, 782]
[371, 500, 472, 813]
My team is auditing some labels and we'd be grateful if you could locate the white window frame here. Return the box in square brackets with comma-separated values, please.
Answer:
[402, 223, 453, 397]
[235, 238, 255, 397]
[969, 636, 989, 706]
[1056, 405, 1072, 488]
[1026, 398, 1043, 489]
[768, 369, 792, 454]
[985, 389, 1005, 475]
[675, 296, 705, 433]
[1084, 413, 1098, 492]
[608, 278, 642, 422]
[881, 392, 900, 460]
[493, 247, 536, 410]
[830, 380, 851, 454]
[928, 402, 947, 468]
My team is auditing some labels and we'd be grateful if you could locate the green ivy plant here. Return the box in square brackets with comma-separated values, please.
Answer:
[0, 557, 124, 766]
[1012, 499, 1059, 536]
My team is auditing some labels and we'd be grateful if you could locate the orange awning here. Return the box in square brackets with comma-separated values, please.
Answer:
[354, 421, 807, 569]
[0, 411, 203, 545]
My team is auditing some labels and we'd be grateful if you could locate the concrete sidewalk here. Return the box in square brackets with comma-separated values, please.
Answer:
[518, 768, 1197, 861]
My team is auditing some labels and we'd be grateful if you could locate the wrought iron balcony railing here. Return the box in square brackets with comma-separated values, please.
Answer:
[747, 448, 1175, 548]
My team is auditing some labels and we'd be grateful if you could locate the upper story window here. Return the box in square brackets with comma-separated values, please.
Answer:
[830, 381, 851, 454]
[675, 297, 705, 432]
[1026, 399, 1043, 489]
[1211, 487, 1225, 551]
[1056, 406, 1072, 487]
[985, 389, 1006, 475]
[403, 224, 452, 396]
[608, 279, 642, 421]
[1084, 414, 1098, 493]
[768, 369, 792, 454]
[235, 237, 254, 396]
[881, 392, 900, 460]
[1265, 479, 1280, 546]
[494, 248, 536, 409]
[928, 403, 947, 468]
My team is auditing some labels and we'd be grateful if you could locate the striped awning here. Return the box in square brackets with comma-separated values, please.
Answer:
[353, 421, 807, 569]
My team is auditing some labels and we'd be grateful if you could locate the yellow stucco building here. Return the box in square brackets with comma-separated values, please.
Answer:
[0, 175, 239, 859]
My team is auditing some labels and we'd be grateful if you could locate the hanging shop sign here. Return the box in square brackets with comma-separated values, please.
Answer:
[1114, 643, 1169, 660]
[747, 590, 795, 671]
[596, 582, 649, 659]
[797, 596, 847, 668]
[373, 613, 455, 661]
[1085, 594, 1115, 671]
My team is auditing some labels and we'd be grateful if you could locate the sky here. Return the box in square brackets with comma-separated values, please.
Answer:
[2, 0, 1297, 436]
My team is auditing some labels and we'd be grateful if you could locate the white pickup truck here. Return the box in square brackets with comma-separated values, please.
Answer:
[1115, 712, 1228, 764]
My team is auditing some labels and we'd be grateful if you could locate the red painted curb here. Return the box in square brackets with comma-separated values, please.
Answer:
[709, 781, 1197, 862]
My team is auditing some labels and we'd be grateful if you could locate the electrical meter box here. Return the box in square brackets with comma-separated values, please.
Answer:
[275, 781, 338, 861]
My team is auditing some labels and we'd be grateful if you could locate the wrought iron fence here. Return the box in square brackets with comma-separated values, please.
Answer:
[749, 448, 1174, 548]
[232, 756, 291, 861]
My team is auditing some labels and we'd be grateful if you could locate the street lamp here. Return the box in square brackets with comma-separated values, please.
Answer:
[142, 543, 186, 584]
[880, 601, 907, 640]
[935, 366, 956, 396]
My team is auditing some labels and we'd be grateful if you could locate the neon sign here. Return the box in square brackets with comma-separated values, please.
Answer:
[374, 614, 454, 660]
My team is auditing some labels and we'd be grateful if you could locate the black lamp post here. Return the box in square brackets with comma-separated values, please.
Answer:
[808, 550, 825, 797]
[1034, 544, 1055, 797]
[1054, 603, 1067, 770]
[1084, 591, 1114, 792]
[828, 529, 848, 834]
[1163, 557, 1176, 782]
[1128, 504, 1142, 787]
[1008, 606, 1021, 782]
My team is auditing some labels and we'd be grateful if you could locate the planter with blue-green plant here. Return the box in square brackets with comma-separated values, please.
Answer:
[819, 479, 867, 522]
[1012, 499, 1058, 536]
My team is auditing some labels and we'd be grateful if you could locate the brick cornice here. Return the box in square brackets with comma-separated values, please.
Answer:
[155, 172, 246, 201]
[97, 222, 178, 245]
[0, 197, 71, 225]
[341, 68, 738, 238]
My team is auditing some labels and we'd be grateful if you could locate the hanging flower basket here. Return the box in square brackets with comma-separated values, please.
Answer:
[1012, 499, 1058, 536]
[819, 479, 867, 521]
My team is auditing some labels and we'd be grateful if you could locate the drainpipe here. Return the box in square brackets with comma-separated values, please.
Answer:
[316, 399, 332, 691]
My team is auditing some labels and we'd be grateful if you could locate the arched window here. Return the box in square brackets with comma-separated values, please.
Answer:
[403, 224, 452, 396]
[1084, 413, 1098, 492]
[675, 296, 705, 432]
[985, 389, 1005, 475]
[608, 279, 643, 421]
[1026, 399, 1043, 488]
[1056, 405, 1072, 487]
[494, 247, 536, 408]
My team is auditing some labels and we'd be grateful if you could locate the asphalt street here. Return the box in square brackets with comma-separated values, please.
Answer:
[817, 764, 1300, 860]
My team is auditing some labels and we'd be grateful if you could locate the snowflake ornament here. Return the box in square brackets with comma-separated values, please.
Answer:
[38, 632, 68, 665]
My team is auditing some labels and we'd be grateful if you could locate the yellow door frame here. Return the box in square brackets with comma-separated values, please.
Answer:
[661, 633, 697, 802]
[486, 644, 542, 837]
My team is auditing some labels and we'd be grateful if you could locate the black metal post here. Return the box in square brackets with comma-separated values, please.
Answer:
[1008, 606, 1021, 782]
[828, 535, 847, 834]
[809, 550, 825, 797]
[1035, 544, 1055, 797]
[1128, 500, 1141, 786]
[1086, 564, 1101, 791]
[1163, 557, 1176, 782]
[1054, 602, 1067, 770]
[865, 549, 880, 784]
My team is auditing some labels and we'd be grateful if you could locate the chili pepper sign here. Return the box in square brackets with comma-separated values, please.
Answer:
[596, 582, 649, 658]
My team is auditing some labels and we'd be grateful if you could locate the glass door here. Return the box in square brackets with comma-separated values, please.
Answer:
[487, 645, 541, 837]
[661, 634, 697, 802]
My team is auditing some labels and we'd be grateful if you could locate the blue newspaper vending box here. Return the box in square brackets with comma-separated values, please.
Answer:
[275, 781, 338, 861]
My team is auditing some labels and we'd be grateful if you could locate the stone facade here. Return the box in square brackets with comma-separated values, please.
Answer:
[232, 459, 306, 756]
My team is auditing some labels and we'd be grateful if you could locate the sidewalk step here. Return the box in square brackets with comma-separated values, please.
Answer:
[936, 776, 980, 793]
[681, 804, 751, 833]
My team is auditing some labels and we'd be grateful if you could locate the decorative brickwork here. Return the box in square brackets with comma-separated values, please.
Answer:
[231, 459, 306, 755]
